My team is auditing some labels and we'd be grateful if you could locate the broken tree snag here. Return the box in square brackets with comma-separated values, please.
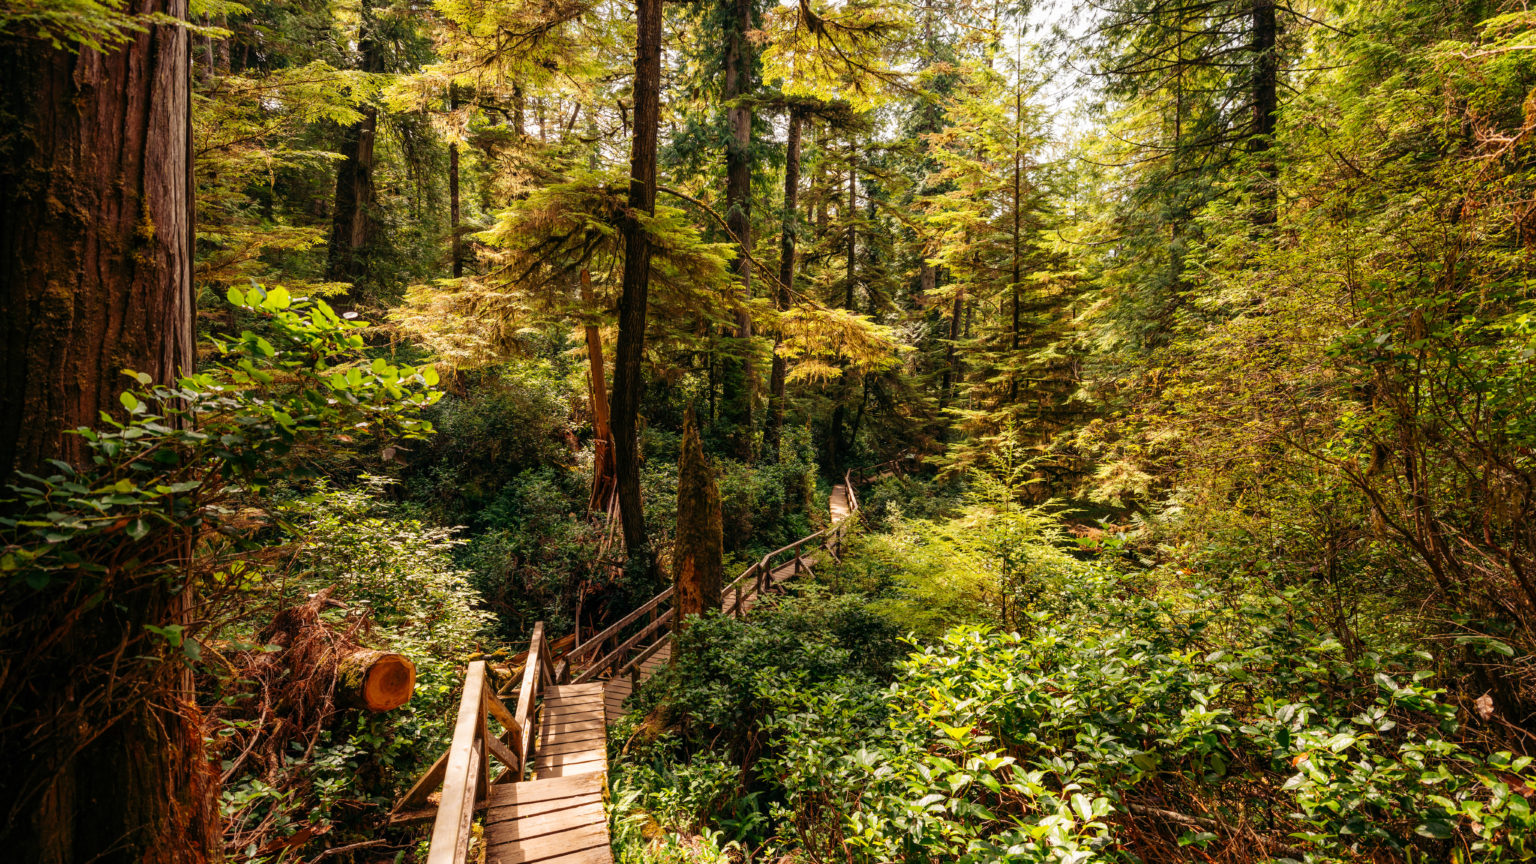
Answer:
[337, 649, 417, 712]
[581, 268, 617, 515]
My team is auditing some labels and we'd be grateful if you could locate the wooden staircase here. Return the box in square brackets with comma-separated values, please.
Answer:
[392, 457, 914, 864]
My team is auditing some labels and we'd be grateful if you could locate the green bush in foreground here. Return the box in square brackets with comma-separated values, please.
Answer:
[763, 573, 1535, 863]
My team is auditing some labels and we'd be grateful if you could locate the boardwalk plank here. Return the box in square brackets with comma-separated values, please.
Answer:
[485, 792, 603, 824]
[539, 733, 607, 755]
[486, 773, 603, 807]
[486, 823, 610, 863]
[487, 802, 605, 842]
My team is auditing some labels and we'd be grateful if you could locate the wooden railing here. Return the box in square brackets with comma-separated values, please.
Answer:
[564, 461, 905, 686]
[391, 623, 552, 856]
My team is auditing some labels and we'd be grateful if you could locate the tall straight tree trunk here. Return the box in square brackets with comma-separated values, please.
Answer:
[511, 84, 526, 137]
[611, 0, 664, 560]
[764, 108, 802, 464]
[815, 135, 829, 233]
[448, 88, 464, 278]
[449, 140, 462, 275]
[940, 286, 963, 411]
[1250, 0, 1278, 226]
[1009, 86, 1023, 403]
[327, 108, 378, 285]
[720, 0, 756, 459]
[327, 0, 380, 290]
[581, 271, 616, 512]
[845, 142, 856, 309]
[0, 5, 217, 863]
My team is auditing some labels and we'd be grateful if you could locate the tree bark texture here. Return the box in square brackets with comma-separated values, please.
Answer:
[582, 270, 617, 513]
[1009, 86, 1022, 403]
[327, 105, 378, 286]
[673, 412, 723, 621]
[940, 288, 963, 410]
[449, 87, 463, 278]
[764, 109, 802, 464]
[0, 5, 217, 864]
[326, 0, 381, 288]
[845, 144, 857, 309]
[612, 0, 664, 559]
[0, 7, 197, 479]
[719, 0, 756, 459]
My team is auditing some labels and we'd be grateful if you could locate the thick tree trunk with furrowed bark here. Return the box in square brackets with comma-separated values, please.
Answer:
[0, 4, 216, 863]
[611, 0, 664, 562]
[719, 0, 757, 460]
[0, 17, 197, 479]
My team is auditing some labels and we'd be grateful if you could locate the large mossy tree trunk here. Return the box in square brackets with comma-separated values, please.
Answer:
[0, 5, 218, 863]
[718, 0, 757, 461]
[611, 0, 664, 562]
[674, 411, 723, 621]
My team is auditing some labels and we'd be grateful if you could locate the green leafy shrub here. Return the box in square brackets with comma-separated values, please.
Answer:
[762, 572, 1536, 863]
[844, 470, 1092, 638]
[216, 480, 490, 862]
[608, 593, 902, 856]
[456, 467, 602, 640]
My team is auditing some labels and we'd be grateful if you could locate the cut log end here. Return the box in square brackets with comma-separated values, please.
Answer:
[338, 650, 416, 712]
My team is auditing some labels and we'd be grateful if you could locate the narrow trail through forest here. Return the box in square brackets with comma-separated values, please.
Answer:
[470, 483, 853, 864]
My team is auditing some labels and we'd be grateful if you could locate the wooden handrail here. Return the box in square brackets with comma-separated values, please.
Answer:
[565, 587, 674, 667]
[572, 607, 674, 684]
[425, 660, 487, 864]
[513, 622, 545, 772]
[393, 624, 546, 827]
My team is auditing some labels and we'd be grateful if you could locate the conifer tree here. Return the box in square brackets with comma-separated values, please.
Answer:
[0, 5, 217, 861]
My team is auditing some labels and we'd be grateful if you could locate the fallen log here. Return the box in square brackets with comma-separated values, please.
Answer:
[336, 649, 416, 712]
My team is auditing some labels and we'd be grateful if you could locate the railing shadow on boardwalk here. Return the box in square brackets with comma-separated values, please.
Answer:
[389, 455, 914, 864]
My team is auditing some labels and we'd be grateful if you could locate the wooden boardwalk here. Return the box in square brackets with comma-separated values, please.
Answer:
[484, 683, 612, 863]
[830, 483, 851, 522]
[482, 485, 848, 864]
[403, 472, 894, 864]
[598, 543, 818, 715]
